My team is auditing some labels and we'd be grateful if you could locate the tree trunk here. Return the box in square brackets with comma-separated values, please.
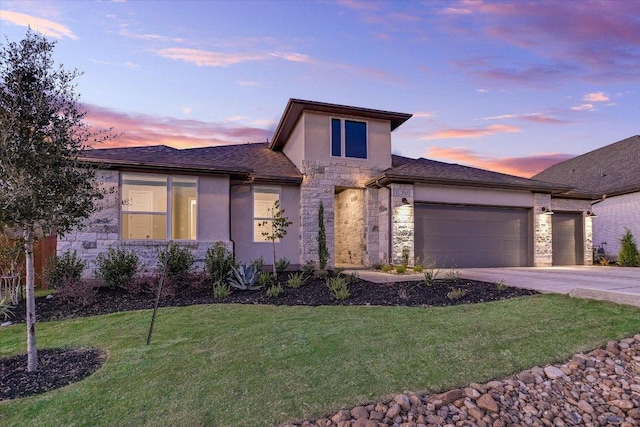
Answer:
[24, 225, 38, 372]
[272, 240, 277, 277]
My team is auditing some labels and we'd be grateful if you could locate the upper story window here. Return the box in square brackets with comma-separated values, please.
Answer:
[121, 173, 197, 240]
[331, 118, 367, 159]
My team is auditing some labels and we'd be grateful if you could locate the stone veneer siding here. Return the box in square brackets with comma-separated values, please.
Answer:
[533, 193, 553, 267]
[334, 189, 365, 265]
[58, 170, 232, 277]
[390, 183, 414, 266]
[299, 160, 389, 268]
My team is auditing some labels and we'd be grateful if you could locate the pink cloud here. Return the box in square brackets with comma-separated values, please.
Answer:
[84, 105, 270, 149]
[0, 9, 77, 39]
[583, 92, 609, 102]
[421, 124, 520, 140]
[571, 104, 594, 111]
[479, 113, 571, 125]
[425, 146, 574, 178]
[154, 48, 271, 67]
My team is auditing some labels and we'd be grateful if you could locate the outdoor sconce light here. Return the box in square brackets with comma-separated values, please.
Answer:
[541, 207, 554, 215]
[587, 211, 597, 217]
[401, 197, 410, 205]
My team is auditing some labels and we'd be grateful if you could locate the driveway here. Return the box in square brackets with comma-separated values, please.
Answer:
[458, 266, 640, 307]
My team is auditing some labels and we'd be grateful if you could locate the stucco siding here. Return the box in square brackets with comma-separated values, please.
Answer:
[281, 116, 305, 171]
[591, 192, 640, 258]
[198, 175, 231, 242]
[414, 184, 534, 207]
[230, 183, 301, 267]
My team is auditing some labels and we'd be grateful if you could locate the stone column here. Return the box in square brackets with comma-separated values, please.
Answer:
[533, 193, 552, 267]
[390, 183, 414, 266]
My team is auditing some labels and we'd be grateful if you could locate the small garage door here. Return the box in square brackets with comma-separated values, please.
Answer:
[552, 213, 584, 265]
[415, 204, 530, 268]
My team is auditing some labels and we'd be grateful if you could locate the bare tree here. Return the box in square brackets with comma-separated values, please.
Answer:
[258, 200, 292, 277]
[0, 30, 106, 371]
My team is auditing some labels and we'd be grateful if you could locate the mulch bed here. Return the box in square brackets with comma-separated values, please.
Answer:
[1, 273, 538, 402]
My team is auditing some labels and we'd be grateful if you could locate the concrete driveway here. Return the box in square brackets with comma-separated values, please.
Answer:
[458, 266, 640, 307]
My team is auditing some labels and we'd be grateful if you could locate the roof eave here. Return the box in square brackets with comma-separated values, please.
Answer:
[80, 157, 250, 178]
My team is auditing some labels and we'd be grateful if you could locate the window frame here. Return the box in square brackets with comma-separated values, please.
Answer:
[330, 117, 368, 160]
[253, 185, 281, 243]
[120, 172, 198, 241]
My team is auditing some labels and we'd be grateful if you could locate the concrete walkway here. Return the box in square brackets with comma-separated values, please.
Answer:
[346, 266, 640, 307]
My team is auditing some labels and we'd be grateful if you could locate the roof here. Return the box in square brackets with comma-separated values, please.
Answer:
[533, 135, 640, 197]
[369, 155, 587, 196]
[269, 98, 412, 151]
[82, 143, 302, 184]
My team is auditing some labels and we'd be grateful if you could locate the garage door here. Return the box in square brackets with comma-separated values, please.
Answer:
[552, 213, 584, 265]
[415, 204, 530, 268]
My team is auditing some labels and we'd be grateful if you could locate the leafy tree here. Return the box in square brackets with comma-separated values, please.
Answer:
[0, 30, 106, 371]
[618, 229, 640, 267]
[317, 201, 329, 270]
[258, 200, 292, 276]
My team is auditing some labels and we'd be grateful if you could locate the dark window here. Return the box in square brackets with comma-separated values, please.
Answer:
[331, 118, 341, 157]
[345, 120, 367, 159]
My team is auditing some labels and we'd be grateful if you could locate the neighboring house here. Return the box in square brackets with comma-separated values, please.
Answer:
[60, 99, 597, 275]
[534, 135, 640, 259]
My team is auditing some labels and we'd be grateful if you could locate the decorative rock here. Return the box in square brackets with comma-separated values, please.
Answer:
[386, 404, 401, 419]
[544, 366, 566, 380]
[609, 399, 634, 410]
[1, 321, 12, 327]
[477, 394, 499, 413]
[332, 410, 351, 423]
[437, 389, 464, 405]
[350, 406, 369, 419]
[395, 394, 411, 411]
[465, 387, 482, 399]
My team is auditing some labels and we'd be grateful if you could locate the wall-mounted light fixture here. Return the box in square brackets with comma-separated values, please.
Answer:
[541, 207, 554, 215]
[587, 211, 597, 217]
[401, 197, 410, 205]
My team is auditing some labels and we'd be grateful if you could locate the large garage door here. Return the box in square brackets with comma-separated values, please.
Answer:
[415, 204, 530, 268]
[552, 213, 584, 265]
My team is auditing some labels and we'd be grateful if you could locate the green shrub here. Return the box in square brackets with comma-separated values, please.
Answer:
[302, 262, 315, 276]
[275, 257, 290, 273]
[326, 276, 350, 301]
[447, 288, 466, 300]
[205, 242, 236, 283]
[423, 268, 439, 286]
[618, 229, 640, 267]
[443, 268, 460, 282]
[258, 272, 273, 287]
[252, 256, 264, 273]
[158, 245, 195, 278]
[395, 265, 407, 274]
[266, 283, 284, 298]
[381, 264, 392, 273]
[287, 272, 306, 288]
[44, 250, 85, 289]
[228, 263, 261, 291]
[213, 281, 231, 299]
[96, 247, 139, 289]
[412, 264, 423, 273]
[496, 280, 507, 291]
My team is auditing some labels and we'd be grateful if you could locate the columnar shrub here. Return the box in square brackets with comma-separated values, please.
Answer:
[95, 247, 139, 289]
[44, 251, 85, 289]
[618, 229, 640, 267]
[205, 242, 236, 283]
[318, 201, 329, 270]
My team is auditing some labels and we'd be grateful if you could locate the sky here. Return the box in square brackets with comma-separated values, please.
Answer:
[1, 0, 638, 178]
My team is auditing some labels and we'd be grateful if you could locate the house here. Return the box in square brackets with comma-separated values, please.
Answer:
[60, 99, 598, 274]
[533, 135, 640, 259]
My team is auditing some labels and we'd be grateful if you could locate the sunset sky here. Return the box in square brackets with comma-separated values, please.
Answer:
[1, 0, 638, 178]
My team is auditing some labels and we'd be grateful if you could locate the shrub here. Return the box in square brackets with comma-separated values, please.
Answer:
[443, 268, 460, 282]
[56, 277, 97, 307]
[252, 256, 264, 273]
[275, 257, 290, 273]
[258, 272, 273, 287]
[266, 283, 284, 298]
[0, 298, 15, 321]
[95, 247, 139, 289]
[412, 264, 423, 273]
[618, 229, 640, 267]
[302, 261, 315, 276]
[381, 264, 393, 273]
[228, 263, 261, 291]
[395, 265, 407, 274]
[496, 280, 507, 291]
[447, 288, 466, 300]
[158, 245, 195, 278]
[213, 281, 231, 299]
[205, 242, 236, 283]
[423, 268, 439, 286]
[318, 201, 329, 270]
[372, 262, 384, 270]
[326, 276, 350, 301]
[287, 272, 306, 288]
[44, 250, 85, 289]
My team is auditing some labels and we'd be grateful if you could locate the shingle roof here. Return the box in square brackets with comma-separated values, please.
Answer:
[370, 155, 581, 195]
[533, 135, 640, 197]
[82, 143, 302, 183]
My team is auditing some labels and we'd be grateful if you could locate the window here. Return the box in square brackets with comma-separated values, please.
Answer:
[121, 173, 197, 240]
[330, 118, 367, 159]
[253, 186, 280, 242]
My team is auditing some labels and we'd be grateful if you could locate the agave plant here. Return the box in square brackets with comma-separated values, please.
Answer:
[228, 263, 261, 291]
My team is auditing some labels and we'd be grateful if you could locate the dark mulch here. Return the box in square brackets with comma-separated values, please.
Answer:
[1, 272, 538, 402]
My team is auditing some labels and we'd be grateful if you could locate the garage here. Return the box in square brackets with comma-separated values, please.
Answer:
[414, 204, 531, 268]
[552, 212, 584, 265]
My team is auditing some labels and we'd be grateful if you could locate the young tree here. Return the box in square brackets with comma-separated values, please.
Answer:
[317, 201, 329, 270]
[618, 229, 640, 267]
[258, 200, 292, 276]
[0, 30, 106, 371]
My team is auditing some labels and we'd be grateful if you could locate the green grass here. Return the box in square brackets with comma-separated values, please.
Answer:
[1, 295, 640, 426]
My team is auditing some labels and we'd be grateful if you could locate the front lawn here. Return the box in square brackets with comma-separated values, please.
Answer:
[1, 295, 640, 426]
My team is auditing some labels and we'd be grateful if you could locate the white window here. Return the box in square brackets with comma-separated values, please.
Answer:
[331, 118, 367, 159]
[121, 173, 197, 240]
[253, 186, 280, 242]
